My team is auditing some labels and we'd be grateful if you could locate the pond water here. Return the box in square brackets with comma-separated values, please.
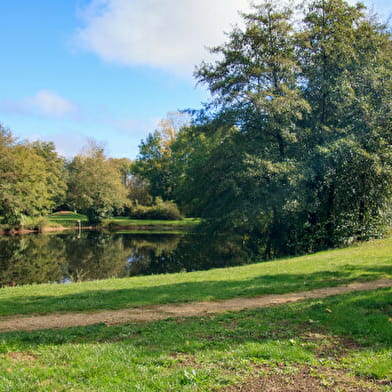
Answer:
[0, 231, 248, 286]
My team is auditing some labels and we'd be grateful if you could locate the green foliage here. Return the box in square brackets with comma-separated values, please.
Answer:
[66, 143, 128, 224]
[136, 0, 392, 257]
[0, 126, 67, 226]
[129, 198, 184, 220]
[133, 112, 191, 202]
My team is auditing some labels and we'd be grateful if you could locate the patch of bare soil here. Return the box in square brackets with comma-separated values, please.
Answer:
[0, 279, 391, 333]
[223, 364, 390, 392]
[5, 352, 38, 362]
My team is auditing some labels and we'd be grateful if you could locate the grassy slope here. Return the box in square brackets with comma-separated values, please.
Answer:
[0, 236, 391, 317]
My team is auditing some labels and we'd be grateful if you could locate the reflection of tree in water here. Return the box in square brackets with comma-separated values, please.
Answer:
[126, 234, 182, 276]
[0, 231, 253, 286]
[127, 233, 250, 276]
[65, 232, 130, 281]
[0, 235, 67, 286]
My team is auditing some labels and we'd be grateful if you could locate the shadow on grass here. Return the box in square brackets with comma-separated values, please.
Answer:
[1, 264, 391, 317]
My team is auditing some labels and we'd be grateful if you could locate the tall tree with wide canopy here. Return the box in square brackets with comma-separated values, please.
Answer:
[193, 1, 311, 256]
[297, 0, 392, 247]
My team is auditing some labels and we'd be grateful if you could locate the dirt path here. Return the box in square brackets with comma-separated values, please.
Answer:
[1, 279, 391, 333]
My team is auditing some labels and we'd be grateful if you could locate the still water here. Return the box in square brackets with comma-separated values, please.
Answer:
[0, 231, 248, 286]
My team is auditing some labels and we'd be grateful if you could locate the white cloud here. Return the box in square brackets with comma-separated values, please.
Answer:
[32, 90, 78, 117]
[1, 90, 79, 119]
[75, 0, 252, 76]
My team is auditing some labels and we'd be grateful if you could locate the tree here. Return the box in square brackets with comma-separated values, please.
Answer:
[133, 112, 190, 200]
[0, 126, 67, 225]
[193, 1, 310, 256]
[66, 143, 128, 224]
[296, 0, 392, 247]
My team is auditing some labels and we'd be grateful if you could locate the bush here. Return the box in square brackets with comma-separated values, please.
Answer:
[129, 198, 183, 220]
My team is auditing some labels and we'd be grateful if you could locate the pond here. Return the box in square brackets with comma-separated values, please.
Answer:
[0, 231, 249, 286]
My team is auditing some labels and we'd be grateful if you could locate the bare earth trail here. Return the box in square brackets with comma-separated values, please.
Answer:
[1, 279, 391, 333]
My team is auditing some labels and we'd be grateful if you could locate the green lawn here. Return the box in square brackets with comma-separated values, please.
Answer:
[0, 287, 390, 391]
[47, 212, 88, 227]
[107, 217, 200, 226]
[0, 236, 391, 317]
[47, 212, 199, 231]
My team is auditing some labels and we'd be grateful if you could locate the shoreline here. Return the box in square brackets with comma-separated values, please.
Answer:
[0, 224, 194, 236]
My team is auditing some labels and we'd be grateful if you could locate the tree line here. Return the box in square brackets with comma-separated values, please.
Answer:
[0, 129, 182, 226]
[135, 0, 392, 257]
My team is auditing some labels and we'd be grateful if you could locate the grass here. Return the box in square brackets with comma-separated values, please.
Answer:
[45, 212, 88, 228]
[0, 236, 391, 317]
[47, 212, 199, 231]
[106, 217, 200, 226]
[104, 217, 200, 232]
[0, 287, 390, 391]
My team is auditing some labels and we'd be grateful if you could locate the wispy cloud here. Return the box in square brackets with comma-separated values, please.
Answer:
[74, 0, 252, 76]
[1, 90, 79, 119]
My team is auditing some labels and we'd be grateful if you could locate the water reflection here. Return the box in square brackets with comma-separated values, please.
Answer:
[0, 231, 250, 286]
[0, 235, 67, 286]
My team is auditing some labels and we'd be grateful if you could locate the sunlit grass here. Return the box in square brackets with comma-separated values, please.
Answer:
[47, 211, 200, 229]
[0, 287, 390, 391]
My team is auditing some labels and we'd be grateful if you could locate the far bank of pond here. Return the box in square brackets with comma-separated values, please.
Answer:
[0, 216, 200, 235]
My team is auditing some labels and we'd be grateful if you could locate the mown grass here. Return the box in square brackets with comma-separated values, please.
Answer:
[106, 217, 200, 226]
[0, 236, 391, 317]
[47, 212, 88, 227]
[0, 287, 390, 391]
[47, 212, 199, 230]
[104, 217, 200, 232]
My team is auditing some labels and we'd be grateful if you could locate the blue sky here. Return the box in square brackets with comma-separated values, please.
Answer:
[1, 0, 391, 159]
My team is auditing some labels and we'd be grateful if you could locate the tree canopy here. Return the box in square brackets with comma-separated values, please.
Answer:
[0, 126, 66, 225]
[66, 143, 128, 224]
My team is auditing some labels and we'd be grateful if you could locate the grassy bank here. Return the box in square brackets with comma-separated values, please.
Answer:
[0, 287, 390, 391]
[47, 212, 199, 232]
[0, 236, 391, 317]
[104, 217, 200, 232]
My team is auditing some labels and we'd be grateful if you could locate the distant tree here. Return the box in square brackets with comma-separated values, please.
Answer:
[109, 157, 133, 186]
[66, 142, 128, 224]
[30, 140, 67, 212]
[0, 125, 67, 225]
[133, 112, 190, 200]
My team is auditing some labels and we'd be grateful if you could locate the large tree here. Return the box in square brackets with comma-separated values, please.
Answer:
[66, 143, 128, 224]
[296, 0, 392, 247]
[0, 126, 67, 225]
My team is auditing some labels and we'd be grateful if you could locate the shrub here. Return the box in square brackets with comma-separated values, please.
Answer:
[129, 198, 183, 220]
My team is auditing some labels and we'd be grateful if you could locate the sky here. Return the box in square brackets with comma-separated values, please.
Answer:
[0, 0, 391, 159]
